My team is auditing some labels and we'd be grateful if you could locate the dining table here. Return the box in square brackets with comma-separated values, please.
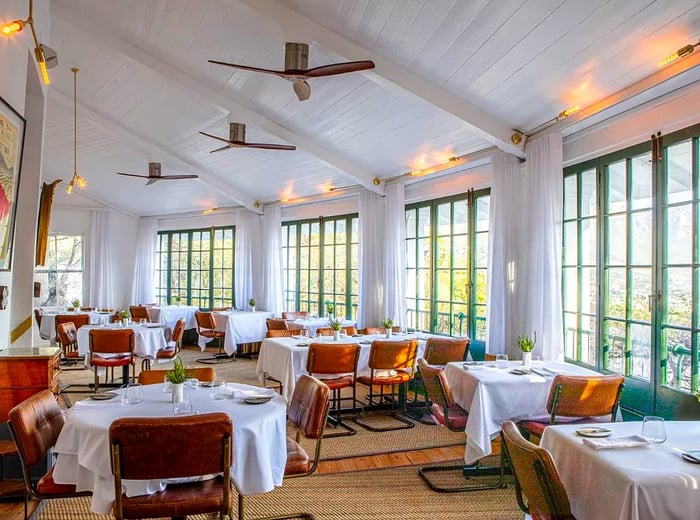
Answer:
[290, 317, 357, 336]
[205, 310, 275, 356]
[540, 421, 700, 520]
[444, 360, 602, 464]
[146, 304, 199, 331]
[39, 310, 112, 344]
[52, 382, 287, 515]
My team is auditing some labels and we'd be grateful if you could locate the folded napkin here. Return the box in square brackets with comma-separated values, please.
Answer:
[582, 435, 650, 450]
[73, 398, 122, 409]
[234, 389, 276, 399]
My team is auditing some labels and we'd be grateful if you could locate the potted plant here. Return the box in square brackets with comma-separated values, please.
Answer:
[71, 299, 81, 311]
[174, 295, 182, 306]
[325, 301, 335, 318]
[328, 317, 342, 341]
[381, 318, 394, 339]
[118, 309, 130, 325]
[249, 298, 256, 312]
[167, 356, 187, 403]
[516, 331, 537, 367]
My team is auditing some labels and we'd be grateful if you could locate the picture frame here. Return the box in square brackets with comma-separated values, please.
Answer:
[0, 95, 26, 271]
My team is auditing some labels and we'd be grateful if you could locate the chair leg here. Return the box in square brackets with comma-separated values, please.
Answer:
[418, 451, 509, 493]
[323, 387, 357, 438]
[353, 382, 415, 432]
[94, 371, 99, 393]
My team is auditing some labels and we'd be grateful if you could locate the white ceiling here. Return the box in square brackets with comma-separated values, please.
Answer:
[36, 0, 700, 217]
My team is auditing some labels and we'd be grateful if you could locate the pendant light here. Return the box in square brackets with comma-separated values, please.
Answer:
[67, 67, 86, 194]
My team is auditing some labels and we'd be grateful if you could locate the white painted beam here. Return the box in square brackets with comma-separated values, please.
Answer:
[51, 1, 385, 195]
[50, 89, 261, 212]
[236, 0, 526, 158]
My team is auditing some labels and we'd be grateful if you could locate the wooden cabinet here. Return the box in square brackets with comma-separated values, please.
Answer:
[0, 347, 61, 422]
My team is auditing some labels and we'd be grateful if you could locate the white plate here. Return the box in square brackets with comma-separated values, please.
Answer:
[576, 427, 613, 438]
[90, 392, 119, 401]
[244, 396, 273, 405]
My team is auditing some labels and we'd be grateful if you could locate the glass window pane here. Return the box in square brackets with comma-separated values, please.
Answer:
[581, 169, 596, 218]
[631, 211, 651, 266]
[581, 218, 597, 266]
[476, 197, 489, 232]
[454, 201, 468, 234]
[607, 215, 626, 266]
[606, 267, 626, 319]
[630, 323, 651, 380]
[563, 267, 578, 313]
[666, 205, 692, 265]
[665, 267, 692, 328]
[667, 140, 692, 204]
[564, 175, 578, 220]
[630, 154, 652, 210]
[563, 222, 578, 266]
[607, 160, 627, 213]
[630, 268, 651, 322]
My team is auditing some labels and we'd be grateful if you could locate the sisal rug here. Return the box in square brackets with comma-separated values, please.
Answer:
[38, 464, 519, 520]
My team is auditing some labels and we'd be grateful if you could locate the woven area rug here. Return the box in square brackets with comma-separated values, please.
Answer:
[38, 465, 519, 520]
[58, 346, 467, 461]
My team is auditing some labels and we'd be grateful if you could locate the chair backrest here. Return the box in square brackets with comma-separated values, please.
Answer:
[342, 326, 358, 335]
[282, 311, 309, 320]
[266, 318, 288, 330]
[266, 329, 296, 338]
[33, 308, 43, 327]
[80, 307, 95, 311]
[89, 329, 135, 358]
[8, 390, 64, 469]
[315, 327, 333, 336]
[367, 339, 419, 373]
[129, 305, 151, 322]
[546, 374, 625, 422]
[358, 326, 383, 335]
[171, 317, 186, 345]
[500, 420, 575, 519]
[55, 313, 90, 330]
[417, 358, 456, 410]
[138, 367, 216, 385]
[195, 311, 217, 331]
[287, 375, 330, 476]
[307, 343, 360, 376]
[111, 310, 124, 323]
[56, 322, 78, 351]
[484, 353, 498, 361]
[424, 337, 471, 365]
[110, 413, 232, 517]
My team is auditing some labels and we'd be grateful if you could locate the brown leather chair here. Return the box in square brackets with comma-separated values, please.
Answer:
[501, 420, 577, 520]
[33, 308, 43, 328]
[110, 413, 233, 520]
[266, 329, 296, 338]
[55, 313, 90, 333]
[89, 329, 136, 392]
[141, 317, 185, 370]
[56, 322, 84, 365]
[237, 374, 330, 520]
[518, 374, 624, 441]
[138, 367, 216, 385]
[8, 390, 91, 520]
[196, 311, 228, 363]
[353, 339, 418, 432]
[266, 318, 289, 331]
[80, 306, 95, 311]
[315, 326, 356, 336]
[129, 305, 151, 323]
[307, 343, 361, 437]
[281, 311, 309, 320]
[357, 326, 383, 335]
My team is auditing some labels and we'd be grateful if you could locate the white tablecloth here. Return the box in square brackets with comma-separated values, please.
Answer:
[53, 382, 287, 515]
[291, 317, 357, 336]
[202, 311, 275, 356]
[540, 421, 700, 520]
[147, 305, 199, 330]
[40, 311, 112, 343]
[444, 360, 601, 464]
[77, 324, 169, 363]
[256, 333, 430, 401]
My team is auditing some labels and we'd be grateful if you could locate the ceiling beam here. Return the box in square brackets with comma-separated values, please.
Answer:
[51, 1, 385, 195]
[235, 0, 526, 159]
[50, 89, 261, 212]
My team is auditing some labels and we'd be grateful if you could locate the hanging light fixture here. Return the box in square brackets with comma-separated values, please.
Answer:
[658, 39, 699, 68]
[67, 68, 86, 194]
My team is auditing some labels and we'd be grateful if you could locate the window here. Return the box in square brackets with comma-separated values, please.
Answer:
[405, 190, 489, 344]
[155, 227, 234, 308]
[282, 215, 359, 319]
[35, 234, 84, 306]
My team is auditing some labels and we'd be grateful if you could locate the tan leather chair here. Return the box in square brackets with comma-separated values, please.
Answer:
[357, 326, 383, 335]
[129, 305, 151, 323]
[266, 318, 289, 330]
[56, 322, 84, 365]
[518, 374, 624, 441]
[110, 413, 233, 520]
[141, 317, 185, 370]
[138, 367, 215, 385]
[55, 313, 90, 333]
[89, 329, 136, 392]
[195, 311, 229, 363]
[80, 306, 95, 311]
[315, 326, 356, 336]
[8, 390, 91, 520]
[501, 420, 577, 520]
[281, 311, 309, 320]
[237, 374, 330, 520]
[266, 329, 296, 338]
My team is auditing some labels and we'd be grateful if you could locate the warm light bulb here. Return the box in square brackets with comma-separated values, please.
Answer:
[558, 106, 580, 119]
[67, 178, 74, 194]
[658, 44, 695, 67]
[34, 47, 50, 84]
[203, 207, 217, 215]
[1, 20, 24, 35]
[75, 174, 86, 189]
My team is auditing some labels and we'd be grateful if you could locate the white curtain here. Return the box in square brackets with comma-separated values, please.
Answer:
[89, 209, 114, 309]
[523, 133, 564, 360]
[383, 183, 406, 326]
[258, 205, 284, 316]
[234, 209, 258, 311]
[358, 190, 385, 328]
[131, 217, 158, 305]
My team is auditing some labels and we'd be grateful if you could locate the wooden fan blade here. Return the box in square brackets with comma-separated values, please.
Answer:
[303, 60, 375, 78]
[208, 60, 289, 78]
[117, 172, 149, 179]
[146, 178, 160, 186]
[244, 142, 296, 151]
[199, 131, 233, 145]
[209, 145, 232, 153]
[159, 175, 199, 180]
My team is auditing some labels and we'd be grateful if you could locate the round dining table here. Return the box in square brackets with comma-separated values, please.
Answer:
[53, 382, 287, 514]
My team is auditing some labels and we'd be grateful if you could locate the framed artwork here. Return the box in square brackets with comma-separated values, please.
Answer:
[0, 95, 25, 270]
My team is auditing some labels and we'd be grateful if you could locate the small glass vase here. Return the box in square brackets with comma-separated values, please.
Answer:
[522, 351, 532, 367]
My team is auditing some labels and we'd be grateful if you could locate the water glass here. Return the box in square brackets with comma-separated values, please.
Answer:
[641, 416, 667, 443]
[162, 376, 172, 393]
[123, 383, 144, 405]
[299, 329, 309, 339]
[210, 380, 228, 400]
[173, 394, 194, 415]
[139, 318, 147, 325]
[496, 354, 509, 369]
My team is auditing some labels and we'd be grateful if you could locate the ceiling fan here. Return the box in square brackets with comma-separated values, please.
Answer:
[199, 122, 296, 152]
[209, 42, 375, 101]
[116, 162, 198, 185]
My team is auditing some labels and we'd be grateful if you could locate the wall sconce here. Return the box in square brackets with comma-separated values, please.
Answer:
[0, 0, 56, 85]
[525, 105, 580, 136]
[404, 154, 469, 178]
[658, 40, 699, 67]
[202, 207, 218, 215]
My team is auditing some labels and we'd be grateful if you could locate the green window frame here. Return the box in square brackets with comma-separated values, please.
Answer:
[155, 227, 235, 308]
[35, 233, 84, 307]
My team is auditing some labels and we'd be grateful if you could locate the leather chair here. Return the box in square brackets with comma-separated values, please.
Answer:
[80, 306, 95, 311]
[34, 308, 48, 339]
[237, 374, 330, 520]
[129, 305, 151, 323]
[88, 329, 136, 392]
[8, 390, 91, 520]
[266, 318, 289, 331]
[307, 343, 361, 437]
[281, 311, 309, 320]
[54, 313, 90, 344]
[55, 322, 84, 366]
[266, 329, 296, 338]
[357, 326, 383, 335]
[110, 413, 233, 520]
[138, 367, 216, 385]
[353, 339, 419, 432]
[141, 317, 185, 370]
[196, 311, 230, 363]
[315, 326, 356, 336]
[501, 420, 577, 520]
[518, 374, 624, 442]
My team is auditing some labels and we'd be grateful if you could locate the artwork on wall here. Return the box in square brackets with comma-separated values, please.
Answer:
[0, 95, 26, 270]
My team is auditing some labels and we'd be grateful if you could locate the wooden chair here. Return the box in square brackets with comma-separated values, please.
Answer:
[195, 311, 229, 363]
[307, 343, 361, 437]
[266, 318, 289, 330]
[237, 374, 330, 520]
[501, 420, 577, 520]
[55, 322, 84, 366]
[141, 317, 185, 370]
[281, 311, 309, 320]
[266, 329, 296, 338]
[138, 367, 215, 385]
[353, 339, 418, 432]
[518, 374, 624, 442]
[8, 390, 91, 520]
[110, 413, 233, 520]
[88, 329, 135, 392]
[129, 305, 151, 323]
